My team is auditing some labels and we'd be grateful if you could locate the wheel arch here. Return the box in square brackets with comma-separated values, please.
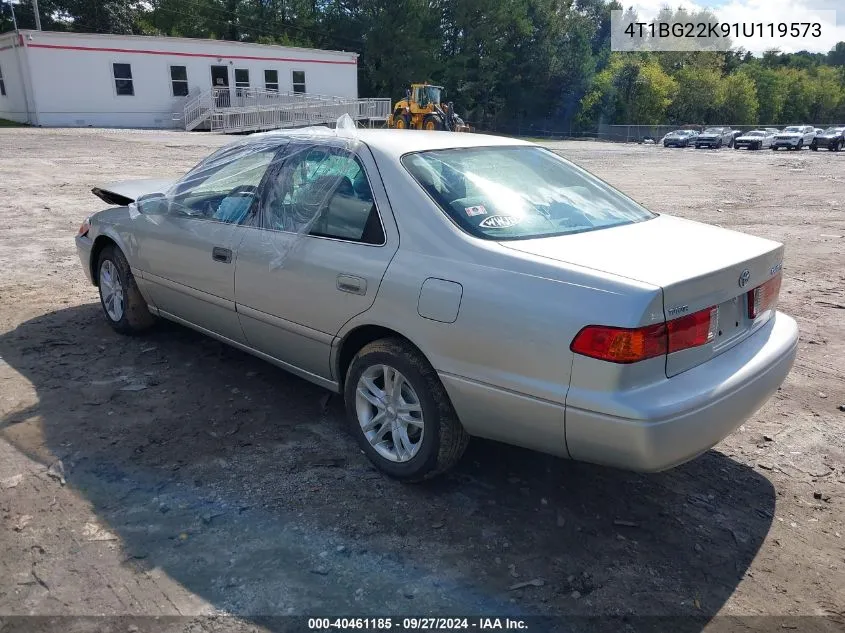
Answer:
[90, 234, 119, 286]
[335, 324, 432, 388]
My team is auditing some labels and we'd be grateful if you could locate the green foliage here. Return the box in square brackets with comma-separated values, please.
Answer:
[2, 0, 844, 129]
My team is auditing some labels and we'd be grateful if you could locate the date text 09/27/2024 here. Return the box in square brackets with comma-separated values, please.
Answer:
[308, 618, 528, 631]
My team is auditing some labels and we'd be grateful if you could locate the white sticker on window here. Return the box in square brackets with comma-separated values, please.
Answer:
[479, 215, 520, 229]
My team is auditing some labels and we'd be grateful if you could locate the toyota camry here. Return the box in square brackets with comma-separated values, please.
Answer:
[76, 129, 798, 481]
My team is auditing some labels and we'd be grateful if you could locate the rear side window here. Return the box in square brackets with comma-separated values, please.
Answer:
[402, 146, 654, 241]
[257, 145, 383, 245]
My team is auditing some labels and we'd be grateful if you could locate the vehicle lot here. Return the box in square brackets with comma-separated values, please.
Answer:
[0, 128, 843, 629]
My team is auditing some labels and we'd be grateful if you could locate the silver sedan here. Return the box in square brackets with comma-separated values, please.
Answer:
[75, 130, 798, 480]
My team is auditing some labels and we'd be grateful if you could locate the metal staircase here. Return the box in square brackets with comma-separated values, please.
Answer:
[176, 87, 391, 134]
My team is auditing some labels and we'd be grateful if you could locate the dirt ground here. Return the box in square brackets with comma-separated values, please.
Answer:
[0, 128, 843, 632]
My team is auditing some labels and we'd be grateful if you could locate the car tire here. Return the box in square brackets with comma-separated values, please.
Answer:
[797, 140, 804, 150]
[811, 144, 818, 151]
[716, 140, 722, 149]
[97, 245, 155, 335]
[344, 338, 470, 481]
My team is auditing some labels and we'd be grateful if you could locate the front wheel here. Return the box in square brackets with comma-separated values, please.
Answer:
[811, 144, 818, 151]
[796, 140, 804, 150]
[97, 245, 155, 334]
[423, 115, 444, 131]
[344, 338, 469, 481]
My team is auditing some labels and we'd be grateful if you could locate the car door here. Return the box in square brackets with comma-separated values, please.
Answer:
[134, 143, 281, 344]
[234, 142, 399, 382]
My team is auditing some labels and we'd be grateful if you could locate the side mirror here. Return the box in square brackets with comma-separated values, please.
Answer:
[135, 192, 169, 215]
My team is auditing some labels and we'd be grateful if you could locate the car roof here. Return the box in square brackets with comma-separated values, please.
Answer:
[242, 128, 531, 160]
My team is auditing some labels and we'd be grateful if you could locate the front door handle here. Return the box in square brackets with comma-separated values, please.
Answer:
[212, 246, 232, 263]
[337, 274, 366, 296]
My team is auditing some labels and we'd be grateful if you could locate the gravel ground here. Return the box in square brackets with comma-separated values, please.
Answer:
[0, 128, 844, 632]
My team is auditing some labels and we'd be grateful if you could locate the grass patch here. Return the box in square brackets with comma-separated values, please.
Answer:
[0, 118, 26, 127]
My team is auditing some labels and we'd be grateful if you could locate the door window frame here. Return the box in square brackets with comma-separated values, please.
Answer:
[248, 142, 387, 247]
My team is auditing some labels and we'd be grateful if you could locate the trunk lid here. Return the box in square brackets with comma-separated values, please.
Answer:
[500, 214, 784, 376]
[92, 179, 174, 206]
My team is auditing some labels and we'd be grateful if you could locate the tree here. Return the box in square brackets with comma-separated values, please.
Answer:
[719, 72, 759, 124]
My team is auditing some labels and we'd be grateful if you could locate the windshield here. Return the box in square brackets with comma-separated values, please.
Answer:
[783, 127, 801, 133]
[824, 127, 844, 134]
[425, 86, 442, 104]
[746, 131, 764, 137]
[402, 146, 655, 241]
[702, 128, 723, 134]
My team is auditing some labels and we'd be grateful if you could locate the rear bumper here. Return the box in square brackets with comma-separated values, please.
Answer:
[565, 312, 798, 472]
[76, 234, 95, 285]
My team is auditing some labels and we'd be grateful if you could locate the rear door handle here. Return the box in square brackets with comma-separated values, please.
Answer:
[212, 246, 232, 263]
[337, 274, 366, 295]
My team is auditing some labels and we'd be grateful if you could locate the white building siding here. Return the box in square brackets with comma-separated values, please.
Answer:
[3, 30, 359, 128]
[0, 34, 31, 123]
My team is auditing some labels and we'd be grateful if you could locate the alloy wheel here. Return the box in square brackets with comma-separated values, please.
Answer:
[355, 364, 424, 463]
[99, 259, 125, 322]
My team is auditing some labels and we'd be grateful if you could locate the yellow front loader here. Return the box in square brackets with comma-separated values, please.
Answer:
[388, 83, 471, 132]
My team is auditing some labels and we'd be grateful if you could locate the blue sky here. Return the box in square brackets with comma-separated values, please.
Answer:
[624, 0, 844, 52]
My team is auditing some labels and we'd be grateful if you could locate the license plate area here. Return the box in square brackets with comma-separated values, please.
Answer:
[714, 295, 749, 348]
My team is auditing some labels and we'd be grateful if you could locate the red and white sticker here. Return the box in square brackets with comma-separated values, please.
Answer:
[464, 205, 488, 217]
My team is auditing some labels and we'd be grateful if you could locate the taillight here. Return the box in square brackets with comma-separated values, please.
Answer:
[571, 305, 719, 364]
[747, 272, 781, 319]
[570, 323, 667, 364]
[77, 219, 90, 237]
[667, 306, 718, 353]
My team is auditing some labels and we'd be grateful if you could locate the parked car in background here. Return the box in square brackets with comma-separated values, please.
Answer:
[74, 129, 799, 480]
[734, 130, 775, 150]
[772, 126, 816, 151]
[810, 126, 845, 151]
[663, 130, 699, 147]
[695, 127, 735, 149]
[814, 128, 825, 136]
[765, 128, 780, 135]
[730, 130, 744, 144]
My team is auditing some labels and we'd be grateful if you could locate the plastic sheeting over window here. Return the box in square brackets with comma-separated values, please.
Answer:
[132, 115, 382, 269]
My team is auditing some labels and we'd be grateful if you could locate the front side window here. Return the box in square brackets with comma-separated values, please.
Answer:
[0, 64, 6, 96]
[234, 68, 250, 95]
[113, 63, 134, 96]
[292, 70, 306, 94]
[402, 146, 655, 241]
[170, 65, 188, 97]
[256, 144, 383, 244]
[264, 69, 279, 92]
[166, 145, 278, 224]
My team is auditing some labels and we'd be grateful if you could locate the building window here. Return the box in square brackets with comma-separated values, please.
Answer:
[170, 65, 188, 97]
[264, 69, 279, 92]
[292, 70, 306, 94]
[0, 65, 5, 96]
[113, 63, 134, 96]
[234, 68, 249, 95]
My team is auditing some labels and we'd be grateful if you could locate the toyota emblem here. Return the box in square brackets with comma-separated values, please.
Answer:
[738, 269, 751, 288]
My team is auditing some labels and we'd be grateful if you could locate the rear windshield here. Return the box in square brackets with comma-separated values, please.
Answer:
[401, 146, 655, 241]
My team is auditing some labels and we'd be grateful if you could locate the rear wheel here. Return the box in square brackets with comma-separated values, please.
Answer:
[97, 245, 155, 335]
[344, 338, 469, 481]
[796, 139, 804, 150]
